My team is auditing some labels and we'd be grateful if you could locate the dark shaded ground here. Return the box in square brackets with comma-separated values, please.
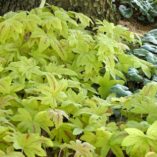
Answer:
[119, 19, 156, 35]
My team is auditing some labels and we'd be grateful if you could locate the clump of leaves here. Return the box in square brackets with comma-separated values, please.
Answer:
[129, 28, 157, 90]
[0, 4, 156, 157]
[119, 0, 157, 23]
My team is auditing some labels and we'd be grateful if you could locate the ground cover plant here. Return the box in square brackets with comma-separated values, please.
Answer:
[126, 29, 157, 91]
[119, 0, 157, 23]
[0, 5, 157, 157]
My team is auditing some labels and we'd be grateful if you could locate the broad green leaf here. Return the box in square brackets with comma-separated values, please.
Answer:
[122, 128, 149, 157]
[0, 150, 24, 157]
[147, 121, 157, 139]
[111, 145, 125, 157]
[125, 128, 144, 136]
[119, 5, 133, 18]
[145, 152, 157, 157]
[63, 140, 95, 157]
[98, 72, 124, 98]
[13, 132, 53, 157]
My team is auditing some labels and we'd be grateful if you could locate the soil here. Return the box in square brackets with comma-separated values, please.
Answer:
[119, 19, 157, 36]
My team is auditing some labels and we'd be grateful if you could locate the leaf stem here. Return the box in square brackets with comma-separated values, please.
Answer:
[39, 0, 46, 8]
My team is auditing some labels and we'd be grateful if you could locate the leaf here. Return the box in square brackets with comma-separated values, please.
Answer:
[12, 108, 34, 132]
[98, 72, 124, 98]
[122, 128, 149, 157]
[145, 152, 157, 157]
[69, 11, 93, 28]
[95, 128, 112, 147]
[45, 63, 77, 77]
[140, 82, 157, 97]
[6, 57, 42, 81]
[127, 68, 143, 82]
[34, 110, 54, 133]
[141, 64, 151, 78]
[51, 123, 75, 143]
[36, 74, 68, 107]
[13, 132, 53, 157]
[111, 84, 132, 97]
[109, 131, 127, 146]
[0, 77, 23, 94]
[125, 128, 144, 136]
[80, 132, 96, 144]
[111, 145, 125, 157]
[63, 140, 95, 157]
[49, 109, 69, 129]
[119, 5, 133, 18]
[73, 128, 83, 135]
[0, 150, 25, 157]
[147, 121, 157, 139]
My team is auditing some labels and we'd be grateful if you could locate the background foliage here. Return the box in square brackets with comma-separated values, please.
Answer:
[119, 0, 157, 23]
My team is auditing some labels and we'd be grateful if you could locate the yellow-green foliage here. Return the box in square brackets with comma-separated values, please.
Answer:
[0, 5, 157, 157]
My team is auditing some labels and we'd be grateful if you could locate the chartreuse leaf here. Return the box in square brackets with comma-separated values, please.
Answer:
[52, 5, 78, 27]
[45, 63, 77, 77]
[140, 82, 157, 97]
[13, 132, 53, 157]
[0, 15, 23, 43]
[68, 11, 93, 28]
[12, 108, 54, 133]
[6, 56, 42, 82]
[95, 128, 112, 156]
[96, 20, 134, 42]
[34, 110, 54, 133]
[145, 152, 157, 157]
[80, 132, 96, 144]
[50, 123, 75, 143]
[109, 131, 127, 157]
[73, 128, 83, 135]
[120, 82, 157, 122]
[122, 121, 157, 157]
[0, 150, 24, 157]
[35, 74, 68, 107]
[0, 77, 23, 95]
[81, 128, 125, 157]
[0, 126, 15, 151]
[147, 121, 157, 139]
[63, 140, 95, 157]
[122, 128, 149, 157]
[49, 109, 69, 129]
[98, 72, 124, 98]
[117, 53, 153, 78]
[12, 108, 33, 132]
[146, 122, 157, 153]
[111, 145, 125, 157]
